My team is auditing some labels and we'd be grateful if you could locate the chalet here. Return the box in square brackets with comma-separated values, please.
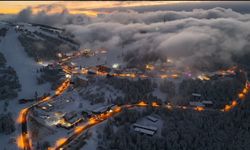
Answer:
[133, 123, 158, 136]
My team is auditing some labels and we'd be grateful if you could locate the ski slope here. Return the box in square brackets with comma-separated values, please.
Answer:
[0, 28, 50, 99]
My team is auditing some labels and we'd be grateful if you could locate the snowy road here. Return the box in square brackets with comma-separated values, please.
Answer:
[0, 28, 50, 98]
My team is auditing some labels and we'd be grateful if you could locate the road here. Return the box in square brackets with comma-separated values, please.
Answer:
[53, 79, 250, 150]
[17, 53, 74, 150]
[17, 49, 250, 150]
[17, 79, 70, 150]
[52, 68, 249, 150]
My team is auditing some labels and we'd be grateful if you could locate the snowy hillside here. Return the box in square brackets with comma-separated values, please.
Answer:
[0, 21, 80, 98]
[0, 27, 50, 99]
[0, 22, 80, 149]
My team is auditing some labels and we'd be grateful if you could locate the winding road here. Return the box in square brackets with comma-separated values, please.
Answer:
[17, 50, 250, 150]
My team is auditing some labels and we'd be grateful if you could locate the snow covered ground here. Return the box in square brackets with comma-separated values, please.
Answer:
[0, 27, 50, 99]
[81, 123, 103, 150]
[0, 26, 52, 150]
[72, 48, 125, 69]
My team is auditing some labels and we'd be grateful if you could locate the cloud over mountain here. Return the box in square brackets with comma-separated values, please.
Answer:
[14, 5, 90, 26]
[5, 5, 250, 70]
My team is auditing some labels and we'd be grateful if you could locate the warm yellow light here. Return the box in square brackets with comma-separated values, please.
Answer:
[16, 134, 24, 149]
[17, 108, 28, 124]
[194, 106, 204, 111]
[137, 101, 147, 107]
[152, 102, 159, 107]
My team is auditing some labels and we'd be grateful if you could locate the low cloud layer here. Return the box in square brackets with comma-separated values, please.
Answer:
[13, 5, 90, 26]
[4, 5, 250, 70]
[66, 7, 250, 70]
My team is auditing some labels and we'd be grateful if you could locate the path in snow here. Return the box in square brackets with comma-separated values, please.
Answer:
[0, 28, 50, 98]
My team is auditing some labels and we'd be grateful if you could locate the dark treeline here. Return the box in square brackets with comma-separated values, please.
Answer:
[18, 34, 60, 61]
[18, 31, 77, 61]
[98, 95, 250, 150]
[0, 52, 20, 100]
[104, 77, 160, 105]
[36, 66, 64, 90]
[159, 80, 176, 100]
[0, 113, 15, 135]
[0, 27, 8, 37]
[159, 73, 245, 108]
[178, 77, 243, 108]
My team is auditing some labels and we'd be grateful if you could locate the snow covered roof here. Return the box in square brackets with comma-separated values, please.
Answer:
[92, 106, 108, 114]
[133, 123, 158, 131]
[64, 111, 77, 120]
[192, 93, 201, 97]
[134, 127, 155, 136]
[147, 116, 158, 122]
[201, 101, 213, 104]
[77, 75, 88, 81]
[189, 101, 205, 107]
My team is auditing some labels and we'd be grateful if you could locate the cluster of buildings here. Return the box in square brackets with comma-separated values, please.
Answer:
[60, 47, 107, 61]
[57, 104, 119, 129]
[33, 99, 119, 130]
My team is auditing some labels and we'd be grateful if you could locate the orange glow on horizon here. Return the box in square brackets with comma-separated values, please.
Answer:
[0, 1, 186, 15]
